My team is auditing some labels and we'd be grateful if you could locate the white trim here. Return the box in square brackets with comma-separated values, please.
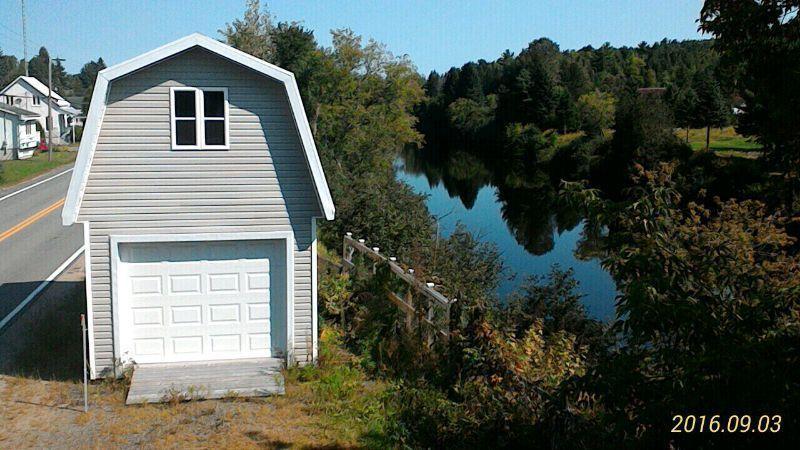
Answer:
[286, 234, 296, 364]
[62, 33, 335, 225]
[0, 245, 85, 331]
[0, 167, 73, 203]
[0, 76, 68, 103]
[311, 219, 319, 362]
[62, 73, 108, 225]
[109, 231, 294, 367]
[169, 87, 230, 150]
[83, 223, 97, 379]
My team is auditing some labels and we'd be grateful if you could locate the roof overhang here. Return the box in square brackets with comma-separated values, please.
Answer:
[0, 76, 67, 102]
[62, 33, 335, 225]
[0, 104, 38, 120]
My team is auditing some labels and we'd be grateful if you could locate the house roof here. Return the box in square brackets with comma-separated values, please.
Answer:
[0, 103, 38, 120]
[63, 33, 335, 225]
[0, 76, 70, 104]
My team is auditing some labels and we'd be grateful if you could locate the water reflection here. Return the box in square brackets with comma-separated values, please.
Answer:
[397, 145, 617, 320]
[401, 146, 583, 255]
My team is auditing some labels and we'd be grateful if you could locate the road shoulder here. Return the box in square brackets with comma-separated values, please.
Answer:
[0, 254, 86, 379]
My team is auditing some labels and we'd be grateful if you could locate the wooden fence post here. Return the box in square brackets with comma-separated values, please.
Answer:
[342, 232, 352, 275]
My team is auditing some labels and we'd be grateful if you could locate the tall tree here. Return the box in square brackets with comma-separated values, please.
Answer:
[0, 49, 22, 87]
[270, 22, 327, 132]
[27, 47, 69, 94]
[691, 69, 728, 150]
[219, 0, 275, 61]
[78, 58, 106, 112]
[577, 90, 616, 137]
[671, 85, 699, 143]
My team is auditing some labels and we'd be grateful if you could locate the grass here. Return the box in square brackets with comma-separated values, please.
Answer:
[0, 326, 392, 449]
[678, 126, 762, 153]
[552, 127, 762, 160]
[0, 148, 77, 189]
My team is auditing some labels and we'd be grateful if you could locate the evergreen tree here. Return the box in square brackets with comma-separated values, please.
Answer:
[671, 86, 699, 143]
[0, 50, 22, 87]
[691, 69, 728, 150]
[560, 59, 591, 99]
[27, 47, 69, 94]
[79, 58, 107, 113]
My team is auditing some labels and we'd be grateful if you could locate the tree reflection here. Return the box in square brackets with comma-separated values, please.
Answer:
[400, 144, 585, 255]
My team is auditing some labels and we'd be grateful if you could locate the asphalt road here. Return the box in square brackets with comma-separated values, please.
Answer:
[0, 167, 83, 323]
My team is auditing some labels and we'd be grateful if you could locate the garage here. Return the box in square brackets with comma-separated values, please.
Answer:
[112, 236, 291, 365]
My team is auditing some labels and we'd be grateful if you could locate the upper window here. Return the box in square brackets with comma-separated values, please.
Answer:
[170, 87, 229, 150]
[32, 96, 41, 105]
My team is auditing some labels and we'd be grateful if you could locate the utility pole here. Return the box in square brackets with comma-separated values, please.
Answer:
[47, 56, 65, 161]
[21, 0, 28, 76]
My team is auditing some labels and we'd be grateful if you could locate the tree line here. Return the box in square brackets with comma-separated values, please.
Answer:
[418, 37, 731, 157]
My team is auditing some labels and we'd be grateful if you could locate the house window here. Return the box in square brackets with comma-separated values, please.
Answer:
[25, 123, 32, 134]
[3, 95, 11, 104]
[32, 96, 41, 106]
[170, 87, 228, 150]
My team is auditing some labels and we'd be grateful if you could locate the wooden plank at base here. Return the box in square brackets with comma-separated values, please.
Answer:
[126, 358, 285, 405]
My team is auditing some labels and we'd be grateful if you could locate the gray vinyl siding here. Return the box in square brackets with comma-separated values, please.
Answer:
[78, 47, 321, 376]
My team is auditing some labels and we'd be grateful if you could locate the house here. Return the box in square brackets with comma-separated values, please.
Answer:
[0, 75, 80, 144]
[62, 34, 335, 384]
[0, 103, 40, 160]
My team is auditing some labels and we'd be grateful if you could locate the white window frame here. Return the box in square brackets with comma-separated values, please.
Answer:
[169, 86, 229, 150]
[32, 96, 41, 106]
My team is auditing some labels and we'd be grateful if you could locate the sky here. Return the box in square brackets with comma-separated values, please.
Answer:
[0, 0, 707, 75]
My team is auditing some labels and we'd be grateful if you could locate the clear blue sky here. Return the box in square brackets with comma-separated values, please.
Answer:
[0, 0, 707, 75]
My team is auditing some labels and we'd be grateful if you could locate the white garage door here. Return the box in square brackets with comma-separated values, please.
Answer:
[117, 240, 279, 364]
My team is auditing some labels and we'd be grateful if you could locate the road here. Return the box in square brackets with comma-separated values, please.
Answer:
[0, 167, 83, 327]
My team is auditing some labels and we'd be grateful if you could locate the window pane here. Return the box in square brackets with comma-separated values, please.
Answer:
[204, 91, 225, 118]
[175, 120, 196, 145]
[174, 91, 196, 118]
[204, 120, 225, 145]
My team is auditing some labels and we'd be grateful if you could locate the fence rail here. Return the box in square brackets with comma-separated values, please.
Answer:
[337, 233, 455, 341]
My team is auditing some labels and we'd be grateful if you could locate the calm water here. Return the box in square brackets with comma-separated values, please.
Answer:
[396, 151, 618, 320]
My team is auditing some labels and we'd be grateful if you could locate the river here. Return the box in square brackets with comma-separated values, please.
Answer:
[396, 149, 618, 320]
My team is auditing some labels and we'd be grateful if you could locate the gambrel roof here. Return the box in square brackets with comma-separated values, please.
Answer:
[63, 33, 335, 225]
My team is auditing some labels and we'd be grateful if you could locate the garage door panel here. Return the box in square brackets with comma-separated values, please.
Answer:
[246, 272, 270, 291]
[131, 306, 164, 326]
[118, 241, 278, 364]
[171, 305, 203, 324]
[130, 276, 163, 295]
[172, 336, 204, 355]
[169, 274, 203, 295]
[209, 303, 242, 323]
[208, 273, 239, 293]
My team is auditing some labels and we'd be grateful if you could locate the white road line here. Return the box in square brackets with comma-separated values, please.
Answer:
[0, 245, 85, 331]
[0, 167, 73, 204]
